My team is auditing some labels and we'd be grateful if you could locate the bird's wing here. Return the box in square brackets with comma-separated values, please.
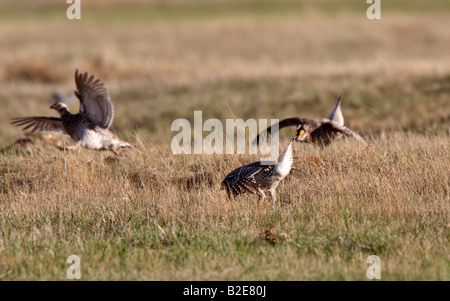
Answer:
[254, 117, 302, 146]
[320, 120, 366, 144]
[222, 162, 265, 196]
[11, 117, 66, 134]
[74, 69, 114, 129]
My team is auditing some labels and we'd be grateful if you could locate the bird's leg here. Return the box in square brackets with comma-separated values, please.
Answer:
[257, 189, 266, 202]
[57, 142, 81, 152]
[109, 148, 119, 156]
[269, 189, 279, 208]
[69, 143, 82, 155]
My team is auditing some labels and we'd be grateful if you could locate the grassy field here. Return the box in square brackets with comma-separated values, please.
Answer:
[0, 0, 449, 280]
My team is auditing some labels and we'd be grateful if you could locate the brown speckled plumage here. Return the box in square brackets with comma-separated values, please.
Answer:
[11, 69, 132, 153]
[255, 96, 366, 147]
[222, 141, 293, 202]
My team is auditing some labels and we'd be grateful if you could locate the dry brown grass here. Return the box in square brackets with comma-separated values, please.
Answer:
[0, 134, 448, 280]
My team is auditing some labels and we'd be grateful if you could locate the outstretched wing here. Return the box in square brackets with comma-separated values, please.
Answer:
[222, 162, 265, 197]
[320, 120, 366, 144]
[254, 117, 302, 146]
[11, 117, 66, 134]
[74, 69, 114, 129]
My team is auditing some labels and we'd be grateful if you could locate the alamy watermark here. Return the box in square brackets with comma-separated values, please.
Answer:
[171, 111, 281, 164]
[66, 0, 81, 20]
[366, 255, 381, 280]
[66, 255, 81, 279]
[366, 0, 381, 20]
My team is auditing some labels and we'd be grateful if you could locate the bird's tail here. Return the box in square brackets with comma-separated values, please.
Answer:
[273, 141, 293, 176]
[328, 95, 344, 126]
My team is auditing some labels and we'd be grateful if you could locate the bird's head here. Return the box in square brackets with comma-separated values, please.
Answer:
[50, 102, 70, 114]
[295, 123, 311, 142]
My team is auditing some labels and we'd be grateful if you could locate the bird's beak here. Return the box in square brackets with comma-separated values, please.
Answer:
[50, 103, 56, 109]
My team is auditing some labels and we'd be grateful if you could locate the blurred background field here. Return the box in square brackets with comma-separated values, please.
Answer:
[0, 0, 449, 146]
[0, 0, 448, 280]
